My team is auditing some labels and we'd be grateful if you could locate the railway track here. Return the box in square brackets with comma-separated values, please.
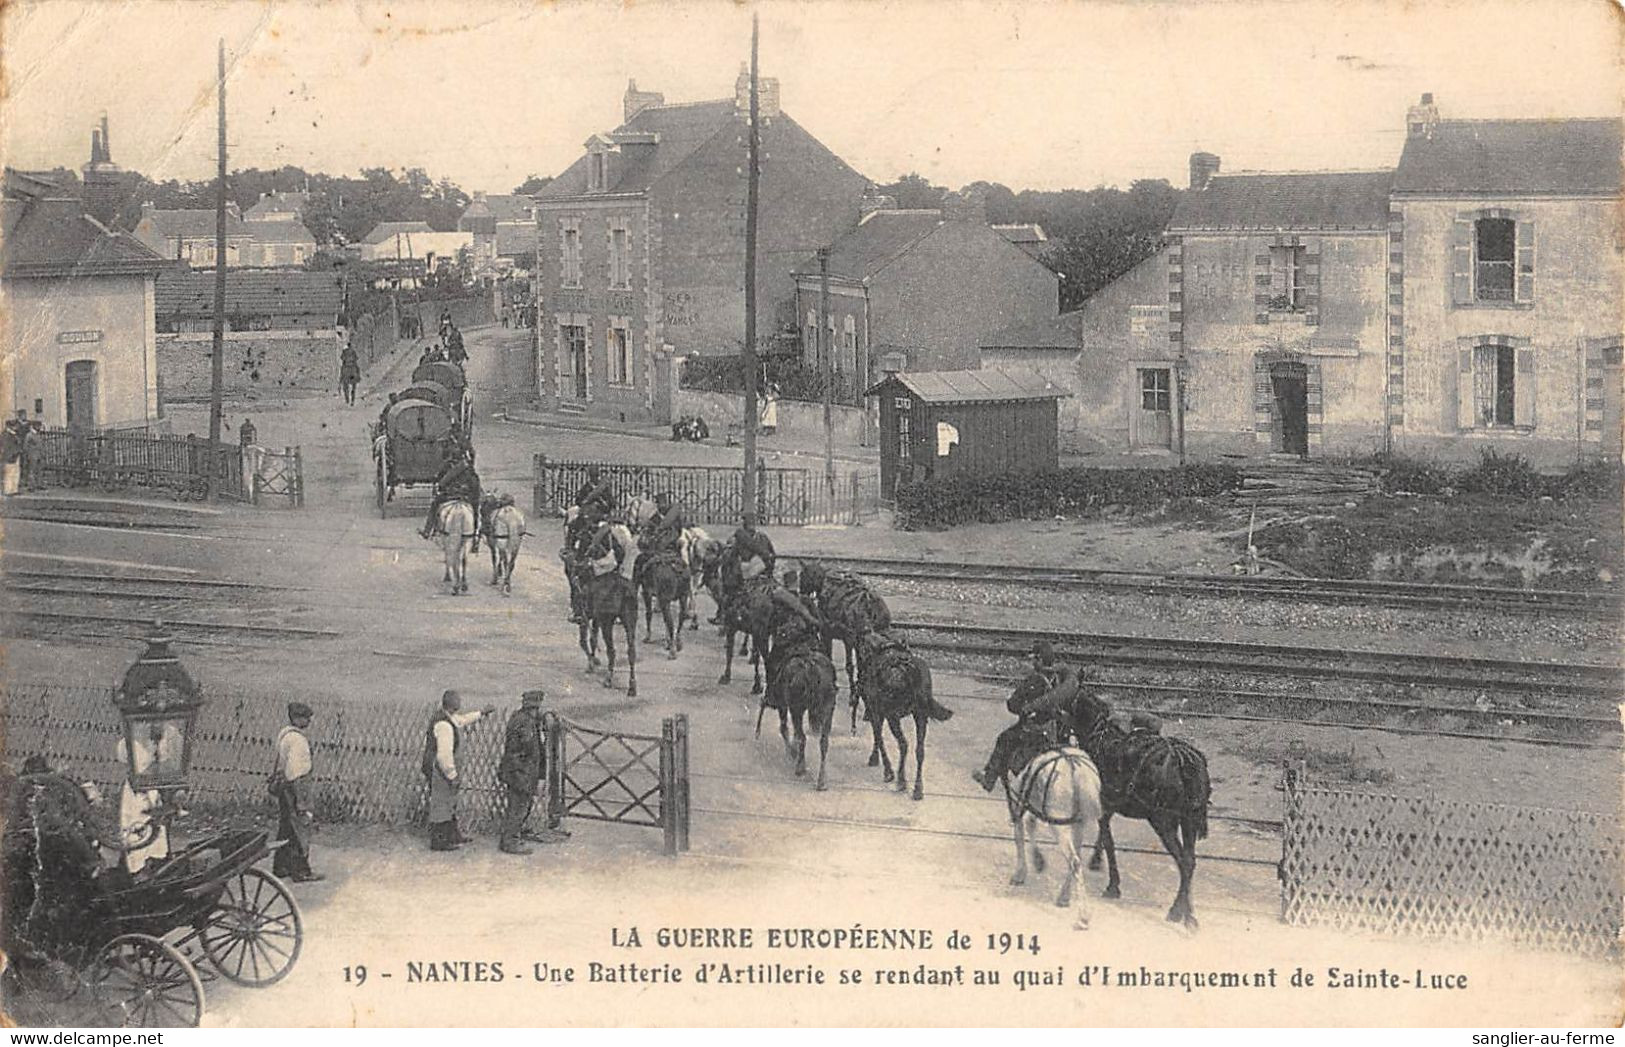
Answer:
[893, 619, 1622, 702]
[797, 553, 1622, 618]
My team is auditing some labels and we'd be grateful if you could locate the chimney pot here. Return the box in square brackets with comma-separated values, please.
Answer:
[1407, 93, 1440, 139]
[1421, 92, 1433, 105]
[1188, 151, 1221, 191]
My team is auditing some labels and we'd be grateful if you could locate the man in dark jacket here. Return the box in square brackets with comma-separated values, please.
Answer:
[496, 690, 547, 855]
[972, 641, 1079, 791]
[731, 513, 775, 581]
[421, 451, 481, 539]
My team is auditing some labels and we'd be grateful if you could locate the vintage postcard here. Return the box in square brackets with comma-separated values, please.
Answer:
[0, 0, 1620, 1030]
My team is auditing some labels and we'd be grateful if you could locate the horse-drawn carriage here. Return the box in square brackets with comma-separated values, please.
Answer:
[1, 792, 302, 1028]
[371, 395, 462, 516]
[411, 360, 473, 433]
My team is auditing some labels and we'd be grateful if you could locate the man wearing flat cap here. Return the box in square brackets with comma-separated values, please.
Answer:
[422, 690, 496, 851]
[496, 690, 553, 855]
[271, 702, 322, 882]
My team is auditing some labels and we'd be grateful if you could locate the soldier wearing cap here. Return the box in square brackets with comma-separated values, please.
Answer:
[972, 640, 1080, 791]
[271, 702, 322, 882]
[496, 690, 549, 855]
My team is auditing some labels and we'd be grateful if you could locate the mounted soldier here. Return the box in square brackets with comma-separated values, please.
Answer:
[445, 324, 467, 365]
[585, 508, 637, 583]
[633, 492, 686, 585]
[972, 640, 1080, 791]
[730, 512, 775, 582]
[420, 449, 481, 540]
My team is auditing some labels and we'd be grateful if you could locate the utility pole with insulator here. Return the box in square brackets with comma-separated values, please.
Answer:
[818, 245, 834, 497]
[207, 38, 228, 498]
[741, 12, 761, 517]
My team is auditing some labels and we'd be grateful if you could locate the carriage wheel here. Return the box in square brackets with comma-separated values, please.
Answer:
[375, 459, 388, 517]
[197, 867, 303, 987]
[89, 933, 204, 1028]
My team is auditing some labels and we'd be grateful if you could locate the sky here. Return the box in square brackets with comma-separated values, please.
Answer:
[1, 0, 1620, 196]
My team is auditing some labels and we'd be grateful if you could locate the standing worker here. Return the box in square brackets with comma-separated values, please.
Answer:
[422, 690, 496, 851]
[269, 702, 323, 882]
[495, 690, 568, 854]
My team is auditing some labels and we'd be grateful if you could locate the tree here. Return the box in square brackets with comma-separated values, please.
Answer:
[878, 172, 947, 210]
[512, 174, 553, 196]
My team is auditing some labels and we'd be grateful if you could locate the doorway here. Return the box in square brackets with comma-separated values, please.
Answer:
[64, 360, 98, 432]
[1134, 367, 1173, 449]
[1270, 361, 1309, 457]
[563, 324, 587, 400]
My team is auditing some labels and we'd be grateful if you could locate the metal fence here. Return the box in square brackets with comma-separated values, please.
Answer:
[1280, 767, 1623, 958]
[29, 428, 247, 502]
[0, 683, 689, 851]
[533, 456, 881, 527]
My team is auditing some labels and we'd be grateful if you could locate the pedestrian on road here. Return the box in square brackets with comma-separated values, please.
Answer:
[20, 419, 42, 491]
[422, 689, 496, 851]
[340, 342, 361, 407]
[496, 690, 569, 854]
[270, 702, 323, 882]
[1, 413, 24, 496]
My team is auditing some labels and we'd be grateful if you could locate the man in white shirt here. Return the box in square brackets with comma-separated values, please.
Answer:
[271, 702, 322, 882]
[422, 689, 496, 851]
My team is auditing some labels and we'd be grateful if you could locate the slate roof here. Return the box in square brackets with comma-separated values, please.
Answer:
[495, 223, 537, 256]
[536, 100, 738, 200]
[482, 194, 535, 222]
[2, 198, 169, 278]
[980, 310, 1083, 351]
[868, 366, 1070, 404]
[244, 192, 308, 220]
[142, 208, 253, 239]
[800, 210, 943, 281]
[244, 218, 317, 244]
[1170, 170, 1393, 231]
[992, 223, 1047, 244]
[360, 221, 435, 245]
[155, 268, 342, 318]
[1393, 119, 1623, 195]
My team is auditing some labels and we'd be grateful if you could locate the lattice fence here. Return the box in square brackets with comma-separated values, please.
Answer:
[1, 685, 684, 847]
[1281, 768, 1623, 958]
[534, 457, 879, 527]
[245, 445, 305, 508]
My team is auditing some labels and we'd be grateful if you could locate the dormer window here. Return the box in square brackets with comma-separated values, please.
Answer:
[586, 143, 611, 194]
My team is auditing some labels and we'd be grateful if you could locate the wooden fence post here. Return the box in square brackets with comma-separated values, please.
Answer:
[293, 446, 305, 508]
[660, 716, 677, 857]
[674, 713, 690, 853]
[545, 710, 565, 829]
[533, 454, 549, 517]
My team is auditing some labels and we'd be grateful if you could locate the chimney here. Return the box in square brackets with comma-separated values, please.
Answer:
[734, 64, 781, 120]
[1189, 151, 1220, 191]
[623, 79, 664, 123]
[859, 185, 897, 219]
[1407, 92, 1440, 139]
[100, 113, 111, 162]
[941, 186, 987, 224]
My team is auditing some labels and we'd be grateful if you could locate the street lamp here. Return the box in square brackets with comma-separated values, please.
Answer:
[114, 624, 205, 797]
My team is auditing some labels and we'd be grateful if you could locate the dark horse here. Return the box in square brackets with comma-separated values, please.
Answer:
[798, 561, 892, 730]
[757, 634, 838, 791]
[704, 546, 775, 693]
[853, 631, 952, 801]
[565, 555, 640, 697]
[638, 551, 690, 660]
[1068, 691, 1210, 928]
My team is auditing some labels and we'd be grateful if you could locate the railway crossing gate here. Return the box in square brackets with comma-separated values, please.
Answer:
[544, 712, 691, 856]
[245, 445, 305, 507]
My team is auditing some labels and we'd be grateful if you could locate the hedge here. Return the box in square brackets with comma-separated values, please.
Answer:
[1371, 449, 1623, 502]
[893, 464, 1242, 530]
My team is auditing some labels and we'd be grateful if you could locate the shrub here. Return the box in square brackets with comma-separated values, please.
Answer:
[1458, 449, 1545, 499]
[1373, 454, 1452, 496]
[892, 464, 1241, 530]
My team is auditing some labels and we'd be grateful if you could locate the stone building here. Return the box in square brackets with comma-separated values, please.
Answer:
[1386, 96, 1623, 463]
[459, 193, 539, 274]
[132, 203, 254, 267]
[532, 73, 871, 424]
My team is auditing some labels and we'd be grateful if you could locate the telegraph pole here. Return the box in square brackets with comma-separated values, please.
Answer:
[741, 12, 761, 516]
[207, 39, 227, 498]
[818, 246, 834, 497]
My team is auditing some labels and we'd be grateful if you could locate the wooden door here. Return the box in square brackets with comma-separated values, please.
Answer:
[1270, 363, 1309, 457]
[1135, 367, 1173, 448]
[64, 360, 98, 432]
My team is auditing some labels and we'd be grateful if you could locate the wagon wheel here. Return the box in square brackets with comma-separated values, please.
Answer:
[197, 867, 303, 986]
[88, 933, 204, 1028]
[375, 458, 388, 517]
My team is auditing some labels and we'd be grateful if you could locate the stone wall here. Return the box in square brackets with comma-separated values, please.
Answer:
[673, 387, 867, 445]
[157, 330, 342, 402]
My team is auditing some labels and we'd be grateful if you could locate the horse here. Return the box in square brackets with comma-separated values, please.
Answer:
[436, 500, 476, 595]
[638, 550, 690, 659]
[852, 631, 952, 800]
[799, 561, 892, 728]
[759, 636, 838, 791]
[479, 495, 525, 594]
[1069, 691, 1211, 929]
[625, 493, 660, 536]
[1000, 735, 1105, 930]
[566, 554, 640, 697]
[685, 528, 724, 630]
[705, 546, 775, 693]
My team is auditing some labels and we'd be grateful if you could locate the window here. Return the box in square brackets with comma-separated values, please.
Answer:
[1140, 368, 1171, 412]
[1269, 245, 1306, 311]
[805, 310, 818, 364]
[609, 227, 631, 289]
[607, 324, 631, 386]
[828, 318, 838, 371]
[843, 316, 857, 372]
[1474, 344, 1517, 427]
[897, 414, 911, 459]
[1475, 218, 1516, 301]
[561, 222, 582, 288]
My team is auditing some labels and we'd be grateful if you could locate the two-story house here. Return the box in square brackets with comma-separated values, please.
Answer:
[533, 73, 871, 424]
[789, 190, 1060, 393]
[1387, 96, 1623, 464]
[131, 203, 254, 267]
[459, 193, 539, 274]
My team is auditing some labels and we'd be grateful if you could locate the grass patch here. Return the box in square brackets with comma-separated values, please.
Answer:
[1232, 735, 1396, 788]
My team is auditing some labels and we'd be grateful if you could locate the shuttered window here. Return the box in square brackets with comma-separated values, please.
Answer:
[1268, 246, 1306, 311]
[1458, 340, 1535, 430]
[1475, 219, 1515, 301]
[1456, 213, 1536, 306]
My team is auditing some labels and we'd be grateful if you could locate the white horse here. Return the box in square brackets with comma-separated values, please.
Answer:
[1005, 746, 1104, 929]
[486, 502, 526, 594]
[682, 526, 721, 630]
[438, 499, 477, 595]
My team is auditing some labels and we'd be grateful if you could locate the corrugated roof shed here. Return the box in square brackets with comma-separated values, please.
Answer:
[870, 366, 1070, 404]
[3, 198, 168, 278]
[1393, 119, 1622, 194]
[155, 268, 343, 318]
[1170, 171, 1393, 231]
[536, 100, 738, 199]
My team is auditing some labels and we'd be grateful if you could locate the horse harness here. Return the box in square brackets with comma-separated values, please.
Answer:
[1002, 747, 1097, 826]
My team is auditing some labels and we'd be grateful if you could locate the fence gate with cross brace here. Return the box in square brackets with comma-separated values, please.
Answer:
[543, 712, 690, 856]
[246, 445, 305, 507]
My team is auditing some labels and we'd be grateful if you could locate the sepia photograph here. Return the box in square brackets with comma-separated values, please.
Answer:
[0, 0, 1620, 1030]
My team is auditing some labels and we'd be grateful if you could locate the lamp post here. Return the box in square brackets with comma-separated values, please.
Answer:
[113, 625, 205, 830]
